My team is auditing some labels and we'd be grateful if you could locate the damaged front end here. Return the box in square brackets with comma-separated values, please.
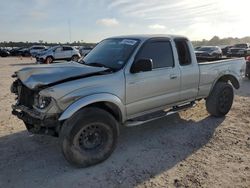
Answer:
[10, 63, 111, 136]
[11, 77, 61, 136]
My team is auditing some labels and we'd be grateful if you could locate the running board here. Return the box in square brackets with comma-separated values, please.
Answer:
[125, 102, 196, 127]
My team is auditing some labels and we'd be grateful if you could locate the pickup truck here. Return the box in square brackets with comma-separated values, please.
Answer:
[227, 43, 250, 57]
[11, 34, 246, 167]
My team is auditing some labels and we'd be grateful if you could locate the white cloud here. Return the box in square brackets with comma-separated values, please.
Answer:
[148, 24, 166, 30]
[96, 18, 119, 26]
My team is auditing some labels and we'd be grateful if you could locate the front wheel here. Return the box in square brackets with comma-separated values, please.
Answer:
[71, 55, 80, 62]
[60, 107, 119, 168]
[206, 82, 234, 117]
[45, 56, 53, 64]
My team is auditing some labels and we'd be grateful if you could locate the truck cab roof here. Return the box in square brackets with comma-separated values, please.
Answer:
[109, 34, 188, 42]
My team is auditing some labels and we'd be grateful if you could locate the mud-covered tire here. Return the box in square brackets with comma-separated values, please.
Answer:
[206, 82, 234, 117]
[60, 107, 119, 168]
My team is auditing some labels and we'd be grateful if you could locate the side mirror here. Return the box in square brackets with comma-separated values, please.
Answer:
[130, 59, 153, 74]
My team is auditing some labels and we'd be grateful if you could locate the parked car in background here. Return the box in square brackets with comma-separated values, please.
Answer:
[79, 46, 93, 56]
[29, 45, 47, 57]
[245, 56, 250, 79]
[19, 48, 31, 57]
[227, 43, 250, 57]
[195, 46, 222, 60]
[36, 45, 81, 64]
[9, 47, 24, 56]
[0, 49, 10, 57]
[194, 46, 201, 50]
[221, 45, 233, 56]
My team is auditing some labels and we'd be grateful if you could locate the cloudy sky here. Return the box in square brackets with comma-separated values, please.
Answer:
[0, 0, 248, 42]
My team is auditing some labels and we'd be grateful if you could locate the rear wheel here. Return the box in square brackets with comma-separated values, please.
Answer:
[45, 56, 53, 64]
[60, 107, 119, 168]
[206, 82, 234, 117]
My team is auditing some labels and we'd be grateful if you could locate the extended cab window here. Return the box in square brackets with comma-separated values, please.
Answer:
[175, 39, 191, 66]
[136, 40, 174, 69]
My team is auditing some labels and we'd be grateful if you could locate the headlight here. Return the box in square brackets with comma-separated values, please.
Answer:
[35, 95, 51, 109]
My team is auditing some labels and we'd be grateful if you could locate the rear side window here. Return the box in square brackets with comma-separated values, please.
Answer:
[63, 47, 73, 51]
[136, 40, 174, 69]
[175, 39, 191, 66]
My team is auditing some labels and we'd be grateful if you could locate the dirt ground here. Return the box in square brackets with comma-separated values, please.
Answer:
[0, 57, 249, 188]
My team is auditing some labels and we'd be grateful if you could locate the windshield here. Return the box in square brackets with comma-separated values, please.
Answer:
[47, 46, 57, 51]
[234, 44, 247, 48]
[80, 38, 139, 70]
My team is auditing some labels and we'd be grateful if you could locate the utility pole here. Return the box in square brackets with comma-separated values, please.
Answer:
[68, 19, 72, 43]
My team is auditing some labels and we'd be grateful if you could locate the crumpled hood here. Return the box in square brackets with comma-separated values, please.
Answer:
[15, 62, 108, 89]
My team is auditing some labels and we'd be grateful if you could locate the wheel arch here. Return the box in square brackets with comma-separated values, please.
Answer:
[210, 74, 240, 95]
[216, 74, 240, 89]
[58, 93, 126, 123]
[46, 55, 54, 59]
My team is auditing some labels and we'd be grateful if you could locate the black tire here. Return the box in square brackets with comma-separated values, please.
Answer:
[60, 107, 119, 168]
[206, 82, 234, 117]
[45, 56, 53, 64]
[24, 52, 30, 57]
[71, 55, 79, 62]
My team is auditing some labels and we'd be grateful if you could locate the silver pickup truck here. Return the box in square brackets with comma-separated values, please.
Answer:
[11, 35, 246, 167]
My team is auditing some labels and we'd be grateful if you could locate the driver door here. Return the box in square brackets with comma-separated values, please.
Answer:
[125, 38, 181, 118]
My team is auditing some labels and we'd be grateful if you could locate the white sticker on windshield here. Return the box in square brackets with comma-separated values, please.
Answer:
[120, 39, 137, 45]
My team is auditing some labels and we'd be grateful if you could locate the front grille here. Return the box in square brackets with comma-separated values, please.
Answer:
[201, 53, 209, 57]
[17, 83, 34, 108]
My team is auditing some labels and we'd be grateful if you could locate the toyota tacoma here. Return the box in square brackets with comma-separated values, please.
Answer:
[11, 35, 246, 167]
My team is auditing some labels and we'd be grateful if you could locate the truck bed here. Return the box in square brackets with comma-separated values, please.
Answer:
[197, 57, 245, 98]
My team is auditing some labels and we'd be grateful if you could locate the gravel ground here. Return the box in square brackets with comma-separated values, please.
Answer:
[0, 57, 249, 188]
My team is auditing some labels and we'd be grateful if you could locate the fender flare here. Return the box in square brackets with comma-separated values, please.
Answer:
[58, 93, 126, 122]
[209, 73, 240, 95]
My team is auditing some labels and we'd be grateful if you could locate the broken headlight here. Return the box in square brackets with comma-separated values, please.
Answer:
[35, 95, 51, 109]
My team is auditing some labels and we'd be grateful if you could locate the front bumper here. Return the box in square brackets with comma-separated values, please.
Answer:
[36, 57, 45, 64]
[12, 104, 60, 127]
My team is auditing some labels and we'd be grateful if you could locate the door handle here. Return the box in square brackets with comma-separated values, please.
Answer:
[170, 74, 177, 79]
